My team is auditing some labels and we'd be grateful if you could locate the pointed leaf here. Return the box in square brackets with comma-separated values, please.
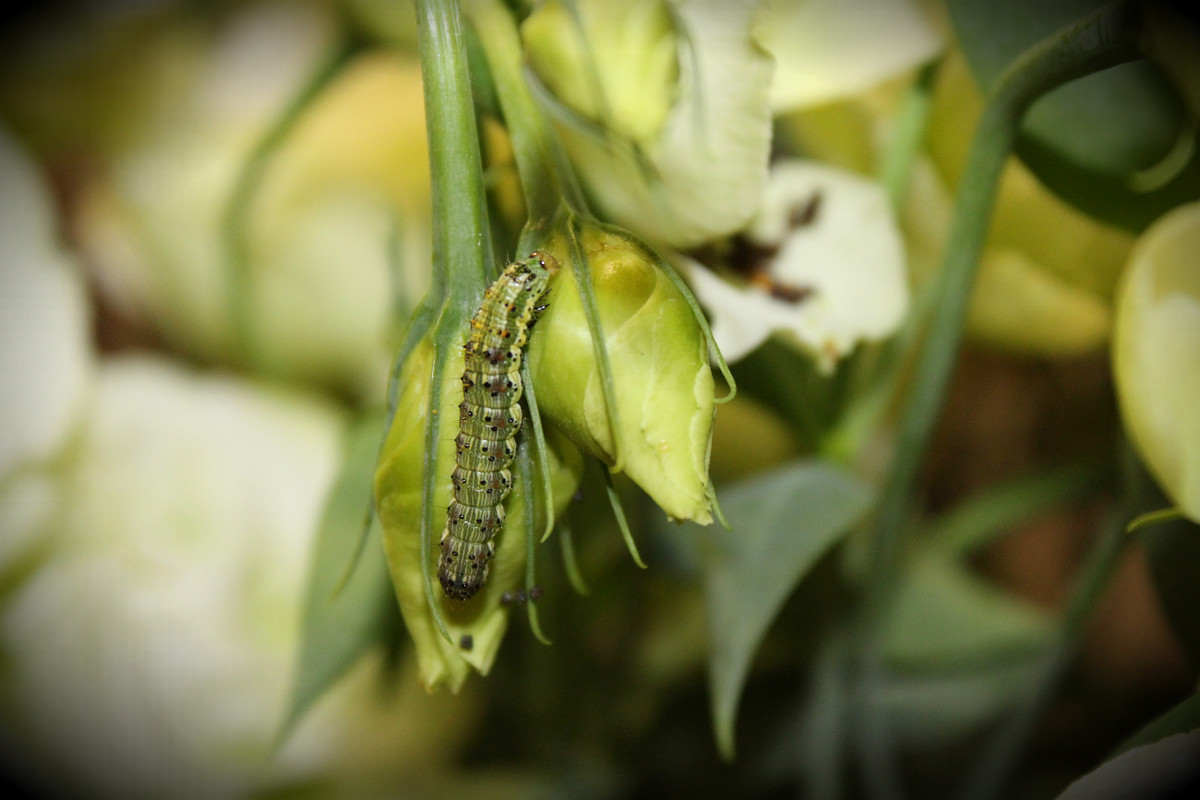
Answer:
[1116, 690, 1200, 757]
[278, 413, 394, 740]
[1057, 731, 1200, 800]
[883, 550, 1055, 671]
[689, 461, 874, 759]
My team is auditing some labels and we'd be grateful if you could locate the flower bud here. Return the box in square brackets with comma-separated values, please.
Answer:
[1113, 201, 1200, 521]
[374, 339, 583, 690]
[527, 227, 716, 524]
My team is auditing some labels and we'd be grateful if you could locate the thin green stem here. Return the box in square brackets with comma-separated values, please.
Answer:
[852, 4, 1145, 797]
[521, 359, 557, 543]
[558, 517, 589, 595]
[412, 0, 496, 643]
[519, 435, 551, 644]
[879, 59, 939, 211]
[417, 0, 492, 303]
[954, 443, 1140, 800]
[563, 214, 625, 471]
[1126, 506, 1186, 533]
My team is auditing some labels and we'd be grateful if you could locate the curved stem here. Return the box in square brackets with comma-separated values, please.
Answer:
[879, 59, 939, 211]
[852, 4, 1145, 797]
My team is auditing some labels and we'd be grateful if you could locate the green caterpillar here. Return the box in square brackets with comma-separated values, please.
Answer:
[439, 252, 559, 600]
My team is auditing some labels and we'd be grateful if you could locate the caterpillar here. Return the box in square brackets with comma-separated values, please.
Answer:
[439, 252, 560, 600]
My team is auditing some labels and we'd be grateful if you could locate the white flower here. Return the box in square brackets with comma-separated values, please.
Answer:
[2, 355, 475, 798]
[76, 1, 431, 400]
[1, 358, 341, 796]
[683, 160, 908, 368]
[0, 126, 93, 576]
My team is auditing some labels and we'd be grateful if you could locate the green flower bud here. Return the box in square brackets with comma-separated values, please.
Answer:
[521, 0, 679, 144]
[527, 227, 716, 524]
[374, 339, 583, 690]
[1113, 201, 1200, 521]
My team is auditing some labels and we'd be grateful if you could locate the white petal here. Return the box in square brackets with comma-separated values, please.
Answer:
[0, 127, 92, 480]
[1113, 202, 1200, 521]
[687, 160, 909, 367]
[0, 358, 346, 797]
[561, 0, 774, 247]
[760, 0, 943, 111]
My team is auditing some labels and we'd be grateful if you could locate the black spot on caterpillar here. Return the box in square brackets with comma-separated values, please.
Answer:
[439, 252, 559, 600]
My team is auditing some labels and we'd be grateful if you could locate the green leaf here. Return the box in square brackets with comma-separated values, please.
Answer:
[1142, 513, 1200, 666]
[852, 547, 1058, 750]
[884, 550, 1055, 672]
[1057, 730, 1200, 800]
[686, 461, 874, 760]
[925, 463, 1102, 555]
[1115, 690, 1200, 756]
[875, 656, 1051, 748]
[946, 0, 1199, 231]
[278, 414, 394, 742]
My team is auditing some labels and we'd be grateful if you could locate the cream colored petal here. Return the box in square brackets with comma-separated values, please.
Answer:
[686, 160, 908, 368]
[0, 127, 92, 480]
[760, 0, 942, 111]
[1113, 202, 1200, 521]
[0, 357, 349, 797]
[557, 0, 773, 247]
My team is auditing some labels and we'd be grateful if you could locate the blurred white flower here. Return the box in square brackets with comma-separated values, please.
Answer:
[1, 357, 338, 796]
[0, 356, 472, 798]
[1, 126, 93, 577]
[759, 0, 943, 112]
[683, 160, 908, 368]
[0, 126, 92, 481]
[76, 0, 431, 400]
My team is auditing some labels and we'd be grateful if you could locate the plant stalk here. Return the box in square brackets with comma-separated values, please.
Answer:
[852, 4, 1145, 797]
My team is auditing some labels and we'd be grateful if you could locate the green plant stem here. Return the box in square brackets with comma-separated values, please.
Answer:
[417, 0, 491, 303]
[879, 59, 939, 211]
[852, 4, 1145, 797]
[954, 443, 1141, 800]
[413, 0, 494, 643]
[223, 38, 357, 371]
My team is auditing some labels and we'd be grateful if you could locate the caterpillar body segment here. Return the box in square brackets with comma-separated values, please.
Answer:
[438, 252, 559, 600]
